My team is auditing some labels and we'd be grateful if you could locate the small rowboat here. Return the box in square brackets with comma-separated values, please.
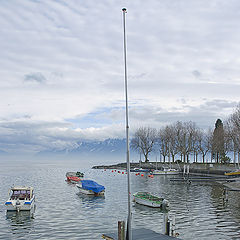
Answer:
[225, 169, 240, 176]
[133, 192, 169, 208]
[66, 172, 81, 183]
[76, 180, 105, 196]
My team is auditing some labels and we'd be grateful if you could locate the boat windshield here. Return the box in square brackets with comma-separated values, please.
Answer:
[11, 190, 31, 200]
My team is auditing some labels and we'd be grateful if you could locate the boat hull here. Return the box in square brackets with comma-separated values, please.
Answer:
[153, 171, 179, 175]
[225, 171, 240, 176]
[130, 168, 150, 172]
[76, 180, 105, 196]
[5, 197, 35, 211]
[133, 192, 169, 208]
[134, 197, 162, 208]
[77, 186, 105, 196]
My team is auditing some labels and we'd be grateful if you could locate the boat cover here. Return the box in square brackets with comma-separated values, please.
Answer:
[81, 180, 105, 193]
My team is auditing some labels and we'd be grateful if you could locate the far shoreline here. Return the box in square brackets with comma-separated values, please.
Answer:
[92, 162, 240, 175]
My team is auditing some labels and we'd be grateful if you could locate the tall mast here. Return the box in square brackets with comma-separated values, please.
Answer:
[122, 8, 132, 240]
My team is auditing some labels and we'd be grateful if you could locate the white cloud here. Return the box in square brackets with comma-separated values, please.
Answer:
[0, 0, 240, 153]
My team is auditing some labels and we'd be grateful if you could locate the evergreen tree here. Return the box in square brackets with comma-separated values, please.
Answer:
[212, 119, 225, 163]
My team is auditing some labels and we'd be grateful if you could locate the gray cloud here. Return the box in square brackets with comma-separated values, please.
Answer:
[192, 70, 201, 79]
[24, 72, 46, 84]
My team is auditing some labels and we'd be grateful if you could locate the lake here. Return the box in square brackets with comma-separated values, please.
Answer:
[0, 157, 240, 239]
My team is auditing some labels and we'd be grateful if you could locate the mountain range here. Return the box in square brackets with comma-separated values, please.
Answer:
[37, 138, 139, 160]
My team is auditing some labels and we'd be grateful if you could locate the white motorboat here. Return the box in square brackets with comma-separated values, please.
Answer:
[76, 180, 105, 196]
[153, 167, 179, 175]
[5, 186, 35, 212]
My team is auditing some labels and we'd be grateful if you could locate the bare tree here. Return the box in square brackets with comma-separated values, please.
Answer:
[197, 129, 212, 163]
[175, 121, 197, 163]
[167, 123, 179, 162]
[156, 127, 169, 163]
[227, 105, 240, 164]
[130, 127, 157, 162]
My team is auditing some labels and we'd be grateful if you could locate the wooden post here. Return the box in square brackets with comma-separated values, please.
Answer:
[163, 213, 170, 235]
[118, 221, 125, 240]
[171, 215, 176, 237]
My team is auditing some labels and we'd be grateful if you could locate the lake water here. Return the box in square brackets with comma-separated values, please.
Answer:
[1, 157, 240, 240]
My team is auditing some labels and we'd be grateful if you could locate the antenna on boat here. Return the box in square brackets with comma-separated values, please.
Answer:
[122, 7, 132, 240]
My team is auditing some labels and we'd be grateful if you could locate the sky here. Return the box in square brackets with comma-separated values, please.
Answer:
[1, 0, 240, 154]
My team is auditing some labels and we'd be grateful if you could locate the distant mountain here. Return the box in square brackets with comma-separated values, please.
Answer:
[37, 138, 138, 159]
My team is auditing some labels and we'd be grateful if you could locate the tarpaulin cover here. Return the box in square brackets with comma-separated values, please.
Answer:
[81, 180, 105, 193]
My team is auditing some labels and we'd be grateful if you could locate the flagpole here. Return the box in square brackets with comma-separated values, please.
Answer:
[122, 8, 132, 240]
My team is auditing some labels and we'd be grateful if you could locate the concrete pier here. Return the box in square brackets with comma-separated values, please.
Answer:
[102, 228, 180, 240]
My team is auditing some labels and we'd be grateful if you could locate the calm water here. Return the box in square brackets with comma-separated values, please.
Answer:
[1, 158, 240, 240]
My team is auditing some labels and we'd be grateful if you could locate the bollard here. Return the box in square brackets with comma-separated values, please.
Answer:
[118, 221, 125, 240]
[226, 189, 228, 202]
[171, 215, 176, 237]
[163, 213, 170, 235]
[223, 188, 228, 203]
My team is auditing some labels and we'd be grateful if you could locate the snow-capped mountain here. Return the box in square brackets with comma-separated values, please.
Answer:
[37, 138, 137, 159]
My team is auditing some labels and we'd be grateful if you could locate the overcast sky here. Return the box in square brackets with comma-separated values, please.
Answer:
[1, 0, 240, 154]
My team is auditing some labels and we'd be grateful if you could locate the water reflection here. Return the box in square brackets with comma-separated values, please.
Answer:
[133, 202, 169, 214]
[3, 160, 240, 240]
[6, 207, 35, 237]
[76, 192, 105, 208]
[6, 207, 35, 223]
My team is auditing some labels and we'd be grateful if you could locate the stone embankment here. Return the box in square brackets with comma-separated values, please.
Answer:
[92, 162, 240, 175]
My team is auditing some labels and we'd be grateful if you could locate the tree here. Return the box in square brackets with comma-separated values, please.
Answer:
[166, 123, 179, 162]
[212, 119, 225, 163]
[156, 127, 169, 163]
[197, 129, 212, 163]
[175, 121, 197, 163]
[227, 105, 240, 164]
[130, 127, 157, 162]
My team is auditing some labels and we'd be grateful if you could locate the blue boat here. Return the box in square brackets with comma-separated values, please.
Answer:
[77, 180, 105, 196]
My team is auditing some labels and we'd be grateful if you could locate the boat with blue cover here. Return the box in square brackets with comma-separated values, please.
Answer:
[76, 180, 105, 196]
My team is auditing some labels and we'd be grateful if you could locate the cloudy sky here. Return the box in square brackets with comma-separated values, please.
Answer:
[1, 0, 240, 154]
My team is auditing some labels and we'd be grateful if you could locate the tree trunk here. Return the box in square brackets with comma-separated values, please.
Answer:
[144, 153, 149, 162]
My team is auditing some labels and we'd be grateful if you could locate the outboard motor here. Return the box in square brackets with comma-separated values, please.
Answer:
[16, 200, 21, 212]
